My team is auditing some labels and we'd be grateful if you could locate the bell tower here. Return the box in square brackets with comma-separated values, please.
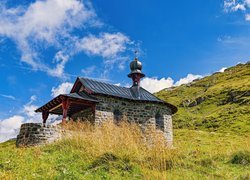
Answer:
[128, 53, 145, 87]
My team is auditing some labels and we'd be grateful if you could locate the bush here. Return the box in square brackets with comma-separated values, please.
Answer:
[230, 151, 250, 165]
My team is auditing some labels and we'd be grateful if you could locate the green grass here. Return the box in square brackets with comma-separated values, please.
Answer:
[0, 128, 249, 179]
[156, 63, 250, 133]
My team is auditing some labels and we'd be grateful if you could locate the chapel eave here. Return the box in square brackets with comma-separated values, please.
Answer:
[35, 92, 99, 115]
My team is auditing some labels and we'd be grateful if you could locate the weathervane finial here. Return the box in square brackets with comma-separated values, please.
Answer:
[134, 50, 138, 60]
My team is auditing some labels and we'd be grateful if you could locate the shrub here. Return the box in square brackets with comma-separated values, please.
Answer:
[230, 151, 250, 165]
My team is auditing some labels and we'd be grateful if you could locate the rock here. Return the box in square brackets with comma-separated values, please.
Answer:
[227, 90, 250, 103]
[181, 96, 206, 107]
[218, 90, 250, 105]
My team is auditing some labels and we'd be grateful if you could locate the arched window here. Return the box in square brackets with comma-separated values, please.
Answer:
[114, 109, 123, 123]
[155, 112, 164, 131]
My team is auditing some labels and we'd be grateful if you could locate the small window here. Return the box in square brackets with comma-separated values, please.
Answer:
[114, 109, 123, 123]
[155, 112, 164, 131]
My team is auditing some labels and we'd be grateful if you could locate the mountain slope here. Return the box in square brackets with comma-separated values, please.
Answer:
[156, 62, 250, 134]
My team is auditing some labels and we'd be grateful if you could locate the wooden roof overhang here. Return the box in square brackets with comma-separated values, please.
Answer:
[35, 92, 99, 116]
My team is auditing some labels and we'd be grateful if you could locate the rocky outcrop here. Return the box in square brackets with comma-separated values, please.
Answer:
[181, 96, 206, 107]
[227, 90, 250, 104]
[219, 90, 250, 105]
[16, 123, 62, 147]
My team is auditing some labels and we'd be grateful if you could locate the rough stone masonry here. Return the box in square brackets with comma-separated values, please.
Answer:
[16, 123, 62, 147]
[92, 95, 173, 143]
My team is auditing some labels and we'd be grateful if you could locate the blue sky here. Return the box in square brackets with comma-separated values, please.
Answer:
[0, 0, 250, 141]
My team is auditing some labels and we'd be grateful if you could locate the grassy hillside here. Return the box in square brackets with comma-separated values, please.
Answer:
[0, 122, 249, 179]
[0, 63, 249, 179]
[156, 62, 250, 133]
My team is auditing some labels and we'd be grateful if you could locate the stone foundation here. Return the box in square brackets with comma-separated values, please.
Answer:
[16, 123, 62, 147]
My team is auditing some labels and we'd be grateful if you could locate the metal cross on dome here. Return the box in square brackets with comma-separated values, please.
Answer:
[134, 50, 139, 59]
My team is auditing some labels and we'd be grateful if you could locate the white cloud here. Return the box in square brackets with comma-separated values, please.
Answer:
[141, 74, 203, 93]
[0, 1, 135, 78]
[76, 32, 133, 77]
[47, 51, 71, 78]
[22, 96, 59, 124]
[30, 95, 37, 103]
[0, 94, 16, 100]
[175, 74, 203, 86]
[81, 65, 96, 76]
[142, 65, 243, 93]
[218, 67, 227, 72]
[141, 77, 174, 93]
[224, 0, 246, 12]
[0, 95, 60, 143]
[77, 32, 131, 59]
[0, 96, 39, 142]
[233, 3, 246, 11]
[51, 82, 73, 97]
[23, 104, 38, 118]
[0, 115, 24, 142]
[246, 0, 250, 5]
[245, 13, 250, 20]
[0, 0, 99, 78]
[224, 0, 250, 21]
[114, 83, 121, 86]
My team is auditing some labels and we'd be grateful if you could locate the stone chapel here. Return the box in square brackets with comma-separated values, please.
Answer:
[35, 57, 177, 144]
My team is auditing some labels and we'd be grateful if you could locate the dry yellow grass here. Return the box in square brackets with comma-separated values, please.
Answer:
[62, 120, 177, 172]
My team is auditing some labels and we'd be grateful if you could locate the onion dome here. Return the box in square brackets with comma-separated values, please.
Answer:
[128, 57, 145, 78]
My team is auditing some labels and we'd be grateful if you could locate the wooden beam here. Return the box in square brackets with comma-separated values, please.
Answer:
[69, 100, 94, 106]
[62, 98, 70, 125]
[42, 111, 49, 124]
[49, 103, 62, 112]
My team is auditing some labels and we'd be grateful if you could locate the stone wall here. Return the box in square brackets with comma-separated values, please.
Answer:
[16, 96, 174, 146]
[93, 95, 173, 144]
[16, 123, 62, 147]
[71, 107, 94, 123]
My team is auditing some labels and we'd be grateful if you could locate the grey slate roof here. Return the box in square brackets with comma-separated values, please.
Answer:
[79, 77, 165, 103]
[63, 92, 98, 102]
[35, 77, 177, 114]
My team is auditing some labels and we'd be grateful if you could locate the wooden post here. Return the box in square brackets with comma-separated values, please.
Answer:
[42, 111, 49, 125]
[91, 104, 96, 124]
[62, 98, 70, 125]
